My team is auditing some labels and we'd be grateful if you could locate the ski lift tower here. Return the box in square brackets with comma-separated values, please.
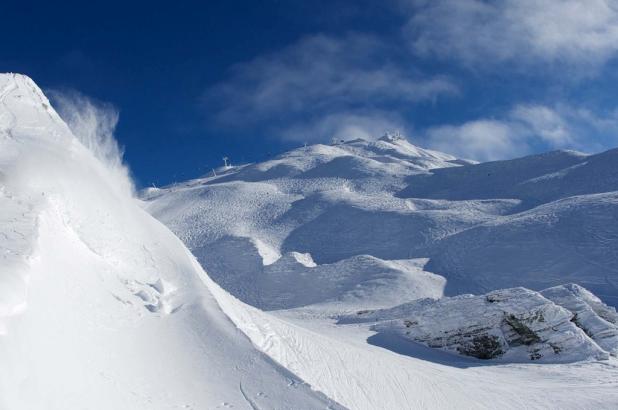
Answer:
[222, 156, 230, 168]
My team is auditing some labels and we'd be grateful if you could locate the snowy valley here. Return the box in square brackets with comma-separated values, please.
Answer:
[2, 73, 618, 409]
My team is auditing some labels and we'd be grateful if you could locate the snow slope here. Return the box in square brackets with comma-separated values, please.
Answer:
[425, 192, 618, 304]
[0, 73, 339, 409]
[144, 136, 503, 311]
[211, 280, 618, 409]
[146, 136, 618, 308]
[145, 120, 618, 407]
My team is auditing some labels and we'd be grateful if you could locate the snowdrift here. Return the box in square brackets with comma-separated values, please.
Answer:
[0, 73, 338, 409]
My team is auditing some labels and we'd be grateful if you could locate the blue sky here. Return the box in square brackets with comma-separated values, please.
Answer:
[3, 0, 618, 187]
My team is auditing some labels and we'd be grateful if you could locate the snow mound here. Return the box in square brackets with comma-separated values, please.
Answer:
[192, 235, 444, 311]
[344, 286, 612, 362]
[0, 73, 338, 409]
[212, 134, 464, 187]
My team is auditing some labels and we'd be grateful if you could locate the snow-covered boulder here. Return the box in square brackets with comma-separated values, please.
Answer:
[541, 284, 618, 356]
[344, 287, 610, 362]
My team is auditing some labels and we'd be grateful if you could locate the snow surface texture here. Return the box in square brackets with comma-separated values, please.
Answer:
[341, 286, 616, 362]
[0, 74, 340, 409]
[146, 128, 618, 309]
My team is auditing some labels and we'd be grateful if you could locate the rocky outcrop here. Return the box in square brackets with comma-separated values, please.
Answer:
[541, 284, 618, 356]
[344, 286, 614, 362]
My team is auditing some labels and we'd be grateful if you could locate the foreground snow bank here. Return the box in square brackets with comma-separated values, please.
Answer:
[343, 286, 616, 362]
[0, 73, 337, 409]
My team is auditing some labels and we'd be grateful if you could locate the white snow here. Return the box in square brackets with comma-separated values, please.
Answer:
[0, 73, 338, 409]
[209, 280, 618, 409]
[542, 284, 618, 356]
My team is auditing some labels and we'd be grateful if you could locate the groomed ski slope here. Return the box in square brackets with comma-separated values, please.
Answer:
[0, 73, 339, 410]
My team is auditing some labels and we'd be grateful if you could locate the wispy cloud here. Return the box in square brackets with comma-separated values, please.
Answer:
[404, 0, 618, 71]
[424, 103, 618, 161]
[205, 33, 457, 141]
[283, 109, 410, 143]
[203, 2, 618, 158]
[425, 119, 524, 161]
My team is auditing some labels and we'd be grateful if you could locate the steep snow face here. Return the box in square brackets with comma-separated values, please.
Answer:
[342, 286, 615, 363]
[0, 74, 339, 409]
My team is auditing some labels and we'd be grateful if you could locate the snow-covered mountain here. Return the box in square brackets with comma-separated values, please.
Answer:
[143, 119, 618, 406]
[2, 73, 618, 409]
[145, 133, 618, 309]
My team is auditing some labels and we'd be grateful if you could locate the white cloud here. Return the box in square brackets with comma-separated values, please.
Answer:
[426, 119, 524, 161]
[510, 105, 572, 145]
[405, 0, 618, 70]
[425, 103, 618, 161]
[282, 110, 410, 143]
[205, 33, 457, 141]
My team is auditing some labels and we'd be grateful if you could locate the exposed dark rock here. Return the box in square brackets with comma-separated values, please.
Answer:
[457, 335, 504, 359]
[504, 314, 542, 346]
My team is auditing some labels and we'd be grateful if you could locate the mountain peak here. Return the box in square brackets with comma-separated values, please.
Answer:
[377, 131, 407, 143]
[0, 72, 68, 138]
